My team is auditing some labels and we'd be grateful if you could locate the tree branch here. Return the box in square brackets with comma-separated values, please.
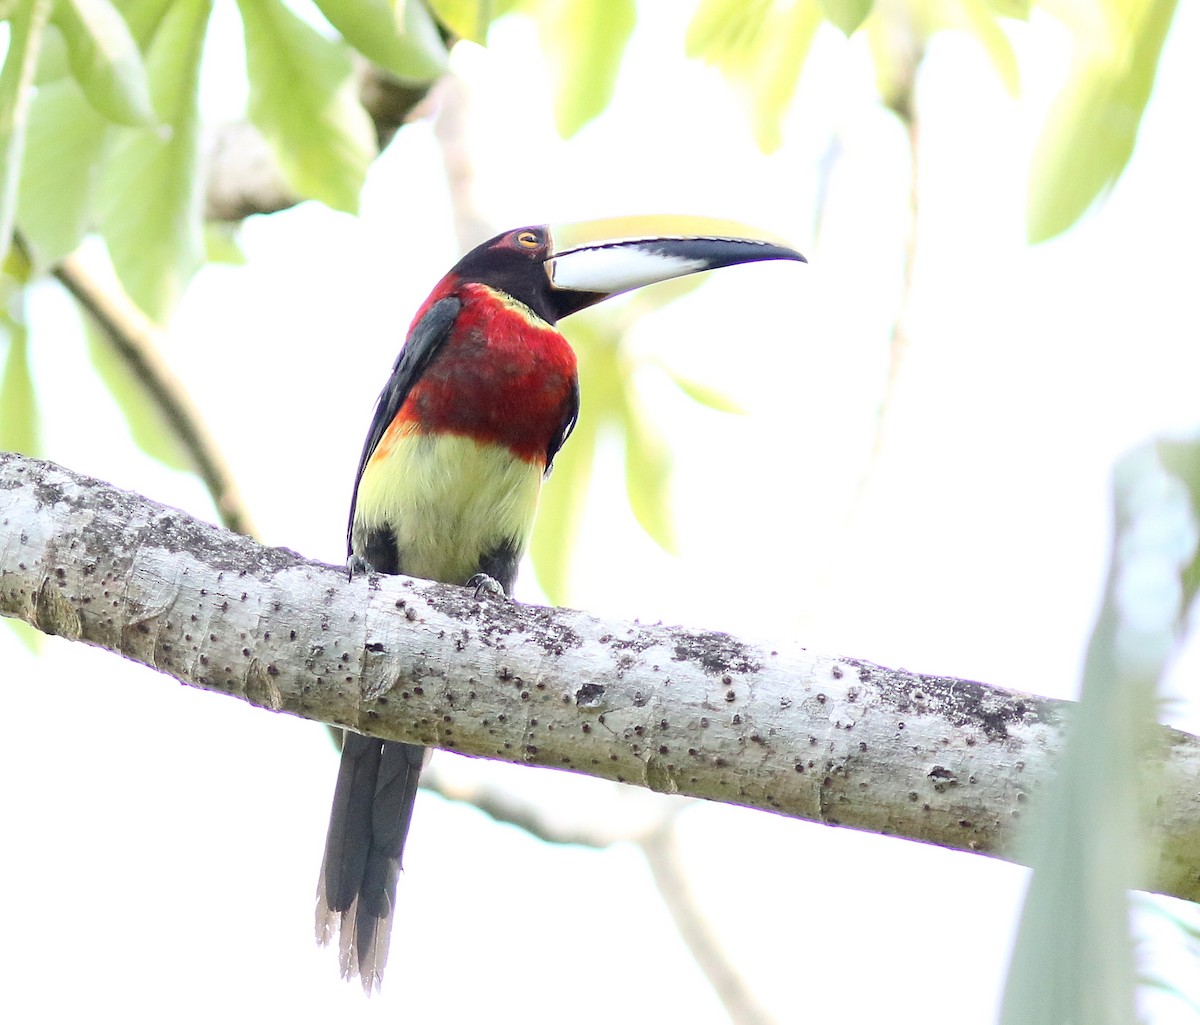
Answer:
[51, 254, 256, 538]
[4, 450, 1200, 903]
[641, 819, 777, 1025]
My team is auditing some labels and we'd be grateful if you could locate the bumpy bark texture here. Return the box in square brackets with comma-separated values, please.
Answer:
[4, 451, 1200, 899]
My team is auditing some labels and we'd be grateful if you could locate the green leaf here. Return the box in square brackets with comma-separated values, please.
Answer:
[661, 365, 746, 415]
[533, 303, 688, 591]
[83, 319, 189, 470]
[530, 312, 617, 602]
[686, 0, 822, 153]
[313, 0, 448, 82]
[534, 0, 634, 138]
[51, 0, 157, 126]
[17, 76, 110, 268]
[33, 18, 71, 82]
[528, 389, 596, 605]
[204, 221, 247, 265]
[4, 616, 43, 653]
[1027, 0, 1178, 242]
[819, 0, 873, 36]
[622, 388, 676, 554]
[237, 0, 376, 214]
[985, 0, 1030, 18]
[93, 0, 211, 320]
[1000, 442, 1196, 1025]
[1156, 435, 1200, 612]
[0, 0, 54, 256]
[110, 0, 175, 49]
[425, 0, 519, 44]
[960, 0, 1019, 96]
[0, 307, 40, 455]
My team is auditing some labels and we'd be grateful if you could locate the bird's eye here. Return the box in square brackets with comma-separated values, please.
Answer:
[516, 230, 540, 249]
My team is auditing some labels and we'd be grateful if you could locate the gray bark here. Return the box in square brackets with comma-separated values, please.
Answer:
[3, 450, 1200, 900]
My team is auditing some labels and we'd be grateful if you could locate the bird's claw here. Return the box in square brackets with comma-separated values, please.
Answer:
[466, 573, 506, 600]
[347, 554, 373, 581]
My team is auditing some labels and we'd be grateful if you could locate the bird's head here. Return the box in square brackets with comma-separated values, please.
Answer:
[448, 215, 806, 324]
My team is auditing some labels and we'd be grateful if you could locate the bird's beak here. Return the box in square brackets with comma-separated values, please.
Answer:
[543, 215, 806, 319]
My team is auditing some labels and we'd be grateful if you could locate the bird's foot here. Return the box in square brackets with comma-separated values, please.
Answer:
[347, 554, 373, 581]
[466, 573, 506, 600]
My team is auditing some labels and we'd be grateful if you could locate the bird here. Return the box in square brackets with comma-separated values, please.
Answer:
[315, 215, 805, 991]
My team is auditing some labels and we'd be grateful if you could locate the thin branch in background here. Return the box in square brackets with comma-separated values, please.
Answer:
[432, 74, 497, 252]
[50, 252, 256, 539]
[872, 83, 922, 467]
[202, 120, 297, 223]
[355, 59, 438, 151]
[420, 761, 775, 1025]
[812, 39, 924, 603]
[420, 763, 632, 849]
[642, 820, 778, 1025]
[45, 64, 435, 538]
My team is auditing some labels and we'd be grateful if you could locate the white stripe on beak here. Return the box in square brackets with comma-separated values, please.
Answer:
[547, 245, 711, 296]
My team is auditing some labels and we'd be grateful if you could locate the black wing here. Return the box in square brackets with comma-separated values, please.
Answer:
[544, 375, 580, 477]
[345, 296, 462, 556]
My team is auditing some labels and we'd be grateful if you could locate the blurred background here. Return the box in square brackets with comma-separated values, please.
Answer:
[1, 0, 1198, 1021]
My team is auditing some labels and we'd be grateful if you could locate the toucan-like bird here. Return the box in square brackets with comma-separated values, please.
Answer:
[315, 216, 805, 990]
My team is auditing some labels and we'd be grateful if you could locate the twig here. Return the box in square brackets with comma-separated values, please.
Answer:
[642, 819, 778, 1025]
[419, 763, 642, 848]
[51, 253, 256, 538]
[432, 74, 495, 251]
[419, 760, 776, 1025]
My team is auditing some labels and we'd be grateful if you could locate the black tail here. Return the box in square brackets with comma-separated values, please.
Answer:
[316, 734, 425, 992]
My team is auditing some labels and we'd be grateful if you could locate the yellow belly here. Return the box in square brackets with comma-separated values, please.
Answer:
[352, 430, 544, 585]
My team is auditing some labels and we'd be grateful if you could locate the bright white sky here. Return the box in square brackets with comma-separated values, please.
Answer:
[4, 3, 1200, 1023]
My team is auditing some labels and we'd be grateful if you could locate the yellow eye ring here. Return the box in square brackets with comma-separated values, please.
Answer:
[516, 230, 540, 249]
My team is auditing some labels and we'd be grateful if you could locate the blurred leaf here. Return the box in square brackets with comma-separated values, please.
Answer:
[1000, 442, 1197, 1025]
[33, 18, 71, 82]
[531, 311, 622, 601]
[1140, 972, 1200, 1016]
[204, 221, 246, 265]
[0, 0, 53, 256]
[573, 308, 679, 556]
[425, 0, 519, 44]
[0, 309, 39, 455]
[621, 387, 676, 554]
[986, 0, 1030, 16]
[1027, 0, 1178, 242]
[313, 0, 448, 82]
[531, 314, 611, 601]
[686, 0, 822, 153]
[660, 365, 746, 415]
[93, 0, 211, 321]
[3, 616, 43, 653]
[237, 0, 376, 214]
[52, 0, 157, 126]
[820, 0, 873, 35]
[1156, 435, 1200, 611]
[865, 2, 924, 115]
[625, 273, 705, 317]
[534, 0, 634, 138]
[112, 0, 176, 48]
[960, 0, 1019, 96]
[529, 387, 596, 605]
[83, 319, 189, 470]
[2, 238, 33, 284]
[17, 77, 110, 268]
